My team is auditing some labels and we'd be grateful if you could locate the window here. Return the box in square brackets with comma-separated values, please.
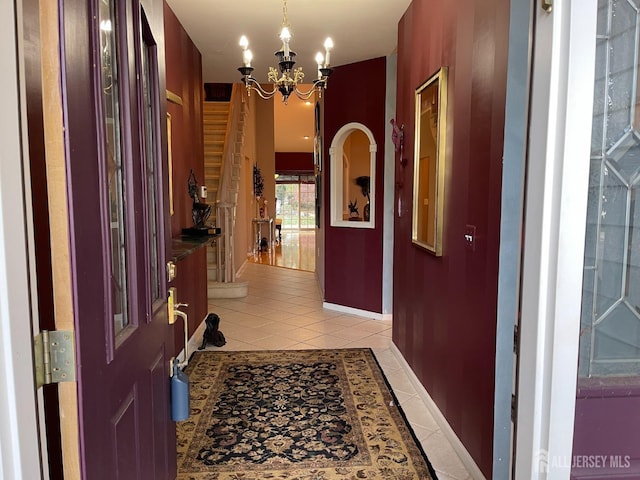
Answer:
[329, 123, 376, 228]
[276, 175, 315, 229]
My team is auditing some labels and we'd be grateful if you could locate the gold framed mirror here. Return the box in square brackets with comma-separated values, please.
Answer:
[412, 67, 448, 255]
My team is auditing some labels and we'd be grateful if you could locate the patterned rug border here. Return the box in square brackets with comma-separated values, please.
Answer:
[364, 349, 439, 480]
[179, 348, 439, 480]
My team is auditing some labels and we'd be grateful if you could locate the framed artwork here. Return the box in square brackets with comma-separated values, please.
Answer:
[412, 67, 448, 255]
[315, 174, 322, 228]
[314, 135, 323, 172]
[167, 112, 174, 216]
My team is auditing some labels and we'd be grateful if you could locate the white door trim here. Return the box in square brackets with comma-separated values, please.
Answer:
[515, 1, 597, 479]
[0, 1, 44, 479]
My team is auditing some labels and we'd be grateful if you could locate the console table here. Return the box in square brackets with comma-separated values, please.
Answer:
[252, 218, 273, 252]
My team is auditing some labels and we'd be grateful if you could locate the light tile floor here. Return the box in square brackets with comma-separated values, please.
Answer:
[204, 262, 475, 480]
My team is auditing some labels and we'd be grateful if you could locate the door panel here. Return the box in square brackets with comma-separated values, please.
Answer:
[60, 0, 175, 477]
[574, 0, 640, 476]
[113, 392, 140, 477]
[150, 351, 170, 479]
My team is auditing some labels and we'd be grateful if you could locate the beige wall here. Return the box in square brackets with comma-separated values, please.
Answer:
[255, 97, 276, 220]
[343, 130, 370, 219]
[234, 93, 257, 265]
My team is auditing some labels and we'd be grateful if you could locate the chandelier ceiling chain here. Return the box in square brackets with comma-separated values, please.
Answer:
[238, 0, 334, 103]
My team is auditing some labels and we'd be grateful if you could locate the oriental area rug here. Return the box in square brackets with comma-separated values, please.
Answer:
[176, 348, 437, 480]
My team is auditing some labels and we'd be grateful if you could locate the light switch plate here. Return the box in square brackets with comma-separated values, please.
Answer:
[465, 225, 476, 252]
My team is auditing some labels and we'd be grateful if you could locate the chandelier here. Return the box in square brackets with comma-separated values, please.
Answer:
[238, 0, 334, 103]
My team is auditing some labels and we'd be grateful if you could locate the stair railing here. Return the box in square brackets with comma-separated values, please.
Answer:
[214, 85, 246, 282]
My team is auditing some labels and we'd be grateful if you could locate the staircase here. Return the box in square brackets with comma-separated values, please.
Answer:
[203, 102, 228, 212]
[205, 86, 248, 298]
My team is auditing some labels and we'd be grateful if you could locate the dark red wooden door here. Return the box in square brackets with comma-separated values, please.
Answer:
[60, 0, 176, 478]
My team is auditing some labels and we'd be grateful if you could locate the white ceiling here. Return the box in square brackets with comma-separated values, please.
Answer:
[166, 0, 411, 152]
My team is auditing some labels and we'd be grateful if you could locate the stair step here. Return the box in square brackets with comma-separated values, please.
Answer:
[203, 122, 227, 130]
[207, 281, 248, 299]
[203, 102, 230, 110]
[203, 104, 229, 112]
[203, 110, 229, 117]
[203, 111, 228, 119]
[204, 130, 227, 142]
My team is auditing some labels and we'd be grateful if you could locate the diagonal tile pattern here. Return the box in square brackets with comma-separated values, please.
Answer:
[203, 262, 475, 480]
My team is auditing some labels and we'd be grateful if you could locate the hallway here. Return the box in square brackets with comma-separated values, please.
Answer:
[198, 262, 473, 480]
[248, 230, 316, 272]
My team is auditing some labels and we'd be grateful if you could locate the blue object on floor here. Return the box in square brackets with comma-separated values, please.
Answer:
[171, 362, 190, 421]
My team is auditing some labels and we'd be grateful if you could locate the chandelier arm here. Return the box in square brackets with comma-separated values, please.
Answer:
[245, 77, 279, 100]
[292, 86, 319, 101]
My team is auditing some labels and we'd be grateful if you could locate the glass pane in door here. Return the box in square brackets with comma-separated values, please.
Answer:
[573, 3, 640, 476]
[277, 183, 299, 229]
[300, 181, 315, 229]
[579, 0, 640, 378]
[276, 177, 316, 230]
[99, 0, 129, 334]
[140, 22, 160, 303]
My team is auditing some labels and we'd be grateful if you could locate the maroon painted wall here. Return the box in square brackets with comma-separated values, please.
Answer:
[170, 248, 207, 355]
[164, 2, 204, 238]
[164, 2, 207, 349]
[324, 57, 386, 314]
[275, 152, 314, 174]
[393, 1, 509, 476]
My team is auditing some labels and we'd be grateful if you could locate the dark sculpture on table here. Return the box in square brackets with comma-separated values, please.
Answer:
[182, 170, 213, 236]
[355, 175, 370, 222]
[188, 169, 211, 228]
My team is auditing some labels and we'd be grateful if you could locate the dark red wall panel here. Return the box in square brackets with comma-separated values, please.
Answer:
[164, 2, 207, 356]
[170, 247, 207, 355]
[275, 152, 314, 174]
[393, 1, 509, 476]
[324, 57, 386, 314]
[164, 2, 204, 238]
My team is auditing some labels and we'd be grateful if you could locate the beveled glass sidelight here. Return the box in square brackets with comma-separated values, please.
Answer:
[412, 67, 448, 255]
[99, 0, 129, 334]
[578, 0, 640, 378]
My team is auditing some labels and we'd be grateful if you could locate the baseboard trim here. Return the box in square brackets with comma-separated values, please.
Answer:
[390, 343, 487, 480]
[322, 302, 392, 321]
[177, 314, 208, 367]
[236, 258, 249, 277]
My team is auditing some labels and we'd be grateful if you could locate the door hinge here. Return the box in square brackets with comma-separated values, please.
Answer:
[542, 0, 552, 13]
[34, 330, 76, 388]
[511, 393, 517, 422]
[513, 323, 519, 353]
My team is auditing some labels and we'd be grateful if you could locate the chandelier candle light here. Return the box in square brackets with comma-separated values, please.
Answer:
[238, 0, 334, 103]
